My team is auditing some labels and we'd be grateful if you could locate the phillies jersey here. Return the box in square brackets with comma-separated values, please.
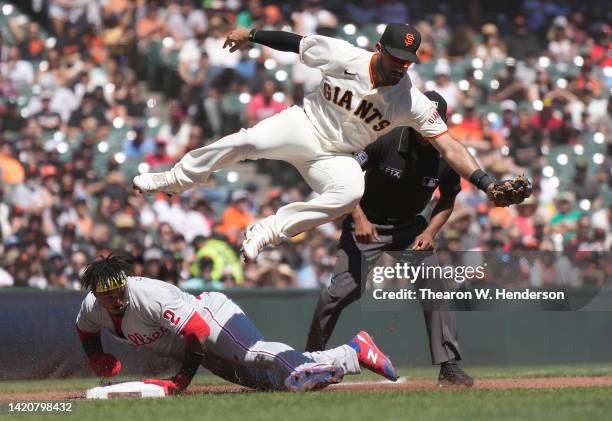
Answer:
[76, 277, 200, 360]
[299, 35, 448, 153]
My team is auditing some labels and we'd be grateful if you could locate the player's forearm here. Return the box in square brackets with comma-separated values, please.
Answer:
[426, 200, 454, 237]
[429, 134, 481, 181]
[351, 204, 369, 222]
[249, 29, 302, 53]
[175, 311, 209, 387]
[79, 334, 104, 357]
[176, 337, 204, 387]
[430, 133, 497, 194]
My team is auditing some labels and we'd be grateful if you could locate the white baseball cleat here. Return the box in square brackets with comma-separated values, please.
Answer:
[240, 232, 269, 262]
[133, 172, 183, 195]
[240, 217, 279, 262]
[284, 365, 344, 392]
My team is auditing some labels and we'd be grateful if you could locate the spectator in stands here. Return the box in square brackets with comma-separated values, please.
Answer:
[167, 0, 207, 41]
[528, 69, 554, 102]
[0, 47, 35, 86]
[551, 192, 581, 241]
[178, 32, 208, 107]
[550, 111, 580, 145]
[495, 61, 527, 103]
[431, 60, 462, 112]
[508, 111, 543, 168]
[245, 79, 287, 127]
[124, 122, 155, 161]
[593, 99, 612, 138]
[68, 93, 108, 131]
[10, 19, 46, 61]
[569, 86, 608, 132]
[217, 190, 255, 244]
[145, 138, 174, 169]
[450, 99, 482, 145]
[529, 103, 562, 139]
[505, 15, 541, 61]
[591, 205, 612, 250]
[32, 92, 62, 132]
[513, 195, 538, 240]
[180, 255, 215, 291]
[494, 99, 518, 140]
[548, 16, 575, 62]
[475, 24, 506, 66]
[136, 0, 166, 41]
[118, 84, 147, 118]
[0, 98, 26, 133]
[530, 247, 579, 287]
[564, 159, 600, 203]
[143, 247, 164, 279]
[157, 105, 191, 158]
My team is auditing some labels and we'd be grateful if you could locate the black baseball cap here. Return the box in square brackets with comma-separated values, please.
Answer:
[379, 23, 422, 64]
[424, 91, 448, 122]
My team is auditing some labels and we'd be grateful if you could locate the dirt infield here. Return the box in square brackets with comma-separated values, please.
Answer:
[3, 376, 612, 401]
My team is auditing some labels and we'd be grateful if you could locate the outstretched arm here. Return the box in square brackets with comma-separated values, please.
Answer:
[429, 133, 532, 207]
[224, 27, 303, 53]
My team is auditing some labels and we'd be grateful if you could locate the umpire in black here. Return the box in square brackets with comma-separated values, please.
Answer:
[305, 91, 473, 387]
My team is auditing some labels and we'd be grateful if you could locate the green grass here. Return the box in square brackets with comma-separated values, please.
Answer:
[5, 388, 612, 421]
[2, 365, 612, 421]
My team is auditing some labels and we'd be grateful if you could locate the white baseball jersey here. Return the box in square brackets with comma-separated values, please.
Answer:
[299, 35, 448, 153]
[76, 277, 198, 360]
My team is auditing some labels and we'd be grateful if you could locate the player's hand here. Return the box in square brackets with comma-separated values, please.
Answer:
[412, 231, 435, 251]
[354, 218, 379, 244]
[223, 27, 251, 52]
[89, 353, 122, 378]
[144, 372, 191, 395]
[143, 378, 180, 394]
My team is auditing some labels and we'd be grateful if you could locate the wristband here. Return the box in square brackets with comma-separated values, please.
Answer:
[469, 169, 495, 192]
[248, 28, 257, 42]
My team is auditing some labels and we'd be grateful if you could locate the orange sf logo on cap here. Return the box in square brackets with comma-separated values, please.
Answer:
[404, 33, 415, 47]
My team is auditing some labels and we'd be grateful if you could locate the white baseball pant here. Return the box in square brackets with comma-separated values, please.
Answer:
[196, 292, 361, 390]
[168, 106, 365, 240]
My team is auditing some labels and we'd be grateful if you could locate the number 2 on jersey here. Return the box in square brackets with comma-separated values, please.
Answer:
[163, 309, 181, 325]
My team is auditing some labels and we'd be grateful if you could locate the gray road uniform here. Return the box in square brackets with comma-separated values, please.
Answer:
[76, 277, 360, 390]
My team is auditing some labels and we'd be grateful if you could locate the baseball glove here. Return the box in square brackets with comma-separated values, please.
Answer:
[487, 174, 532, 207]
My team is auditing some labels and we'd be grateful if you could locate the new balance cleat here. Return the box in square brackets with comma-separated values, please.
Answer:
[284, 365, 344, 392]
[349, 331, 398, 381]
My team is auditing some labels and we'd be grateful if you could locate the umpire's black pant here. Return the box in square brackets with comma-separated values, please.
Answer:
[305, 216, 462, 365]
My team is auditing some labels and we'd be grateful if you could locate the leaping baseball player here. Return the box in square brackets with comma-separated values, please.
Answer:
[133, 24, 531, 261]
[76, 254, 398, 393]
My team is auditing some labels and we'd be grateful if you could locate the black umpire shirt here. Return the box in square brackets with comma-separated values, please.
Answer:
[354, 126, 461, 225]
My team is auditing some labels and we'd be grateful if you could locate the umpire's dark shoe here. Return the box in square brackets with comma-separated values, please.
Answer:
[438, 360, 474, 387]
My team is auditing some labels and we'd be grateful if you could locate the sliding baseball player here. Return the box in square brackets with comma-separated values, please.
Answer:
[76, 254, 398, 393]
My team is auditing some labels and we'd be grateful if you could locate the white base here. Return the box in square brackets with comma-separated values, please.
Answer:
[86, 381, 167, 399]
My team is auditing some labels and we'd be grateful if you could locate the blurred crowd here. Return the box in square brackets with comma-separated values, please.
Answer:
[0, 0, 610, 291]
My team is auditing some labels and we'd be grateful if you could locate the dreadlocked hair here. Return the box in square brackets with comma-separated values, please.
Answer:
[80, 253, 134, 292]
